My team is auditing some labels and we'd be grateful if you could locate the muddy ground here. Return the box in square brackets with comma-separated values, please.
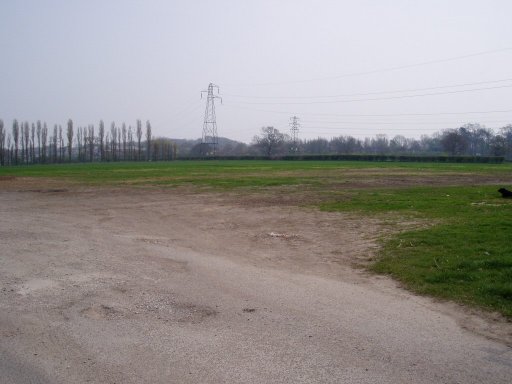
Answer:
[1, 180, 512, 383]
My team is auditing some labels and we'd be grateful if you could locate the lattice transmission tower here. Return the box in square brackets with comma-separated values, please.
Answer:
[201, 83, 222, 156]
[290, 116, 300, 153]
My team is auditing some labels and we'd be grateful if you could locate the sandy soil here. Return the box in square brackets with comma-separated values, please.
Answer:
[1, 183, 512, 383]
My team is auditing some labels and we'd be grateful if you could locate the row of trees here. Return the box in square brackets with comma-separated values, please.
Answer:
[0, 119, 177, 166]
[248, 123, 512, 159]
[1, 120, 512, 165]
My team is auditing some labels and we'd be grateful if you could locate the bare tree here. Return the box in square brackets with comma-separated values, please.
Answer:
[371, 134, 389, 154]
[23, 122, 30, 164]
[24, 124, 30, 163]
[105, 132, 110, 161]
[12, 120, 19, 165]
[252, 126, 287, 157]
[41, 123, 48, 163]
[52, 125, 58, 163]
[99, 120, 105, 161]
[490, 134, 507, 156]
[59, 125, 64, 162]
[390, 135, 408, 153]
[36, 121, 42, 162]
[82, 126, 87, 162]
[116, 126, 120, 160]
[146, 120, 152, 161]
[88, 125, 95, 161]
[122, 123, 127, 161]
[0, 119, 5, 166]
[76, 127, 82, 161]
[7, 134, 12, 165]
[441, 129, 467, 155]
[136, 119, 142, 161]
[110, 122, 117, 161]
[20, 123, 27, 164]
[20, 123, 25, 163]
[67, 119, 73, 161]
[153, 140, 160, 161]
[499, 124, 512, 160]
[128, 126, 134, 160]
[30, 123, 35, 163]
[303, 137, 329, 154]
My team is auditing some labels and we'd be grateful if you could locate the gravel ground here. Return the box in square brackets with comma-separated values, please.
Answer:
[1, 186, 511, 383]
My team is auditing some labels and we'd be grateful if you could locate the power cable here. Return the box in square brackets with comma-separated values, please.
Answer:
[222, 47, 512, 87]
[223, 103, 512, 118]
[229, 84, 512, 105]
[223, 77, 512, 100]
[300, 126, 503, 133]
[299, 119, 512, 126]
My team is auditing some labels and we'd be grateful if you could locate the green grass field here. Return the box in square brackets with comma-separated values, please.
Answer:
[1, 160, 511, 187]
[2, 160, 512, 317]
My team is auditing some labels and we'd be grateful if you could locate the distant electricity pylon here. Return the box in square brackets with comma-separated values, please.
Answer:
[201, 83, 222, 156]
[290, 115, 300, 153]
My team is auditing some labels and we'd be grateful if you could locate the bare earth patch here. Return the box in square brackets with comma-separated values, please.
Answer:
[1, 180, 511, 383]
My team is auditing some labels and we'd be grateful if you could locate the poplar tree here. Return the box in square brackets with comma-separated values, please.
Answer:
[12, 120, 19, 165]
[122, 123, 127, 160]
[136, 119, 142, 161]
[30, 123, 35, 163]
[0, 119, 5, 166]
[146, 120, 152, 161]
[76, 127, 82, 161]
[58, 125, 64, 162]
[88, 125, 95, 162]
[20, 123, 26, 164]
[67, 119, 73, 161]
[36, 121, 41, 162]
[128, 126, 133, 160]
[99, 120, 105, 161]
[110, 122, 117, 161]
[41, 123, 48, 163]
[24, 122, 30, 164]
[52, 125, 58, 163]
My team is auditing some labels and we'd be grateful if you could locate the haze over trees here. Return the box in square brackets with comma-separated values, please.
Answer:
[0, 119, 512, 166]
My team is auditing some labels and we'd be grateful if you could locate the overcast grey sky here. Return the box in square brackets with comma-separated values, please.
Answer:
[1, 0, 512, 142]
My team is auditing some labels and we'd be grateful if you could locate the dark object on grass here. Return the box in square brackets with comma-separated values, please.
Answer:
[498, 188, 512, 198]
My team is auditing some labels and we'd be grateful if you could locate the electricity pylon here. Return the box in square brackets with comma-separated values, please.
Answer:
[290, 116, 300, 153]
[201, 83, 222, 156]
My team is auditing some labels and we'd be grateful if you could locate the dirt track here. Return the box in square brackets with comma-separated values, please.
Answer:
[1, 185, 512, 383]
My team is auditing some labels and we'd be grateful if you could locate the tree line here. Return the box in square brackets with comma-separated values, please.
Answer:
[247, 123, 512, 160]
[1, 119, 512, 166]
[0, 119, 177, 166]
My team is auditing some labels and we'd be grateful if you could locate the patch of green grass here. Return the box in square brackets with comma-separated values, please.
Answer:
[321, 185, 512, 317]
[0, 161, 322, 188]
[1, 160, 511, 188]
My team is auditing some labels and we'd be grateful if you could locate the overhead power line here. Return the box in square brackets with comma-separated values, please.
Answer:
[223, 77, 512, 100]
[299, 119, 512, 126]
[222, 47, 512, 87]
[223, 103, 512, 118]
[229, 84, 512, 105]
[299, 126, 505, 134]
